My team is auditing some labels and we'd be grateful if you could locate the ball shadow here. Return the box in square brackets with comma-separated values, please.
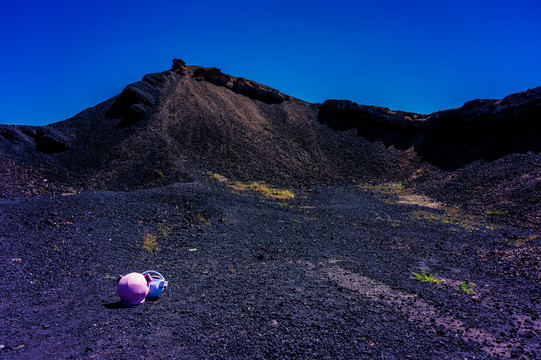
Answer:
[103, 301, 126, 309]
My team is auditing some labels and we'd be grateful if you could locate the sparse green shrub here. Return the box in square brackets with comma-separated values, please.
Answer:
[487, 209, 508, 216]
[209, 173, 295, 200]
[155, 170, 165, 179]
[137, 232, 159, 258]
[195, 212, 211, 225]
[208, 172, 228, 183]
[246, 182, 295, 200]
[510, 234, 540, 247]
[157, 223, 169, 238]
[455, 282, 475, 295]
[412, 269, 445, 284]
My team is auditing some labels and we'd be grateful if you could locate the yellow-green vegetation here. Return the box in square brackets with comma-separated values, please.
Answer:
[359, 179, 500, 233]
[195, 212, 211, 225]
[208, 172, 295, 200]
[358, 181, 442, 209]
[411, 209, 491, 232]
[155, 170, 165, 179]
[412, 269, 445, 284]
[61, 187, 77, 196]
[208, 172, 228, 182]
[398, 194, 442, 208]
[233, 181, 295, 200]
[487, 209, 509, 216]
[455, 282, 475, 295]
[289, 217, 318, 224]
[510, 234, 540, 247]
[376, 217, 401, 228]
[358, 181, 410, 196]
[157, 223, 169, 238]
[137, 232, 159, 258]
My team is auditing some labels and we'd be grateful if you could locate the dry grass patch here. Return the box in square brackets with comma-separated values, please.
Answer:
[411, 209, 490, 232]
[137, 232, 159, 259]
[358, 181, 442, 209]
[397, 194, 442, 209]
[209, 172, 294, 200]
[195, 212, 211, 225]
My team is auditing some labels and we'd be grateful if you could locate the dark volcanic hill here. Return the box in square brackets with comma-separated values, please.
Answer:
[2, 60, 541, 359]
[1, 59, 540, 227]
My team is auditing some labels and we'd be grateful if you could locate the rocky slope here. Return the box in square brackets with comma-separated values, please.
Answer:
[0, 59, 540, 227]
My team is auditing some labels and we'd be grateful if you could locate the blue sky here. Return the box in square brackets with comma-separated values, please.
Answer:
[1, 0, 540, 125]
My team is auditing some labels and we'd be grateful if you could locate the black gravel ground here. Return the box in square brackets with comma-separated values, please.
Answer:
[1, 176, 539, 359]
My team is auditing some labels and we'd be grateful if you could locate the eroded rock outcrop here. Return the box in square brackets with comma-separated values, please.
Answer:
[172, 58, 186, 73]
[232, 77, 286, 104]
[318, 87, 541, 169]
[106, 72, 169, 128]
[0, 125, 71, 155]
[192, 67, 232, 87]
[318, 100, 423, 150]
[191, 66, 286, 104]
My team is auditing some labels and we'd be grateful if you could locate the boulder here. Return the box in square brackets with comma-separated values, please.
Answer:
[172, 58, 186, 70]
[172, 58, 187, 75]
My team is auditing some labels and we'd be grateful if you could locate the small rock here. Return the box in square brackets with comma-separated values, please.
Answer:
[172, 58, 186, 70]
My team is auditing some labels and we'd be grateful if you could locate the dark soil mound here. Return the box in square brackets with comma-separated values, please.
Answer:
[0, 60, 420, 194]
[1, 59, 539, 228]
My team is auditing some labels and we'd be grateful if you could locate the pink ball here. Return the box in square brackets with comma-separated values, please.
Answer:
[116, 272, 151, 306]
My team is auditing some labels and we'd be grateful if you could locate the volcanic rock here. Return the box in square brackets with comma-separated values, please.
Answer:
[172, 58, 186, 70]
[319, 87, 541, 169]
[106, 72, 168, 128]
[232, 77, 286, 104]
[192, 67, 232, 87]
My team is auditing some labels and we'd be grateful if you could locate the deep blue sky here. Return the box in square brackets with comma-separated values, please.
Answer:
[1, 0, 540, 126]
